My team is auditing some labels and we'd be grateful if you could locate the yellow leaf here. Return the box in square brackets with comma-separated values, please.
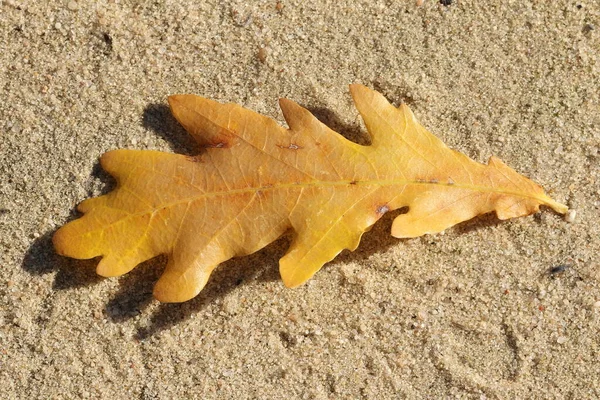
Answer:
[53, 85, 567, 302]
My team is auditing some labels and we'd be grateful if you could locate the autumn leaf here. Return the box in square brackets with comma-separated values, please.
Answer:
[53, 85, 567, 302]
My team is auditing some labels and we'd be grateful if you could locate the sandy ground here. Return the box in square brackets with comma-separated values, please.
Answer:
[1, 0, 599, 398]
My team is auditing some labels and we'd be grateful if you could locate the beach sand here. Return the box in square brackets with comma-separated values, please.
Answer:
[1, 0, 599, 398]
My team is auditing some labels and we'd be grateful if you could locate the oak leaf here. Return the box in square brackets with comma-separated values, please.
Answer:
[53, 85, 567, 302]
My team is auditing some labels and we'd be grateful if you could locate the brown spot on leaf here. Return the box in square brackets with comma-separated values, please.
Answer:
[277, 143, 302, 150]
[206, 141, 228, 149]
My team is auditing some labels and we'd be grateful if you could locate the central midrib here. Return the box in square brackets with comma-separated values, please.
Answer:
[113, 177, 549, 216]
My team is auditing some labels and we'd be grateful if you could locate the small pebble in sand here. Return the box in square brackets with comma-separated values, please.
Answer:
[258, 47, 268, 63]
[564, 209, 576, 223]
[67, 1, 78, 11]
[593, 301, 600, 309]
[549, 265, 569, 275]
[556, 336, 568, 344]
[416, 0, 425, 6]
[582, 24, 594, 34]
[222, 369, 234, 378]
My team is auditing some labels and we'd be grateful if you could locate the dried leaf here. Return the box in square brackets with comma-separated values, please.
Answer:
[53, 85, 567, 302]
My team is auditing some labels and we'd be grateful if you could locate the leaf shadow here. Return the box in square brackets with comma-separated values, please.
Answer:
[305, 105, 371, 146]
[104, 257, 166, 321]
[86, 159, 117, 197]
[24, 207, 511, 340]
[144, 101, 369, 151]
[370, 80, 417, 107]
[333, 209, 509, 266]
[131, 210, 415, 339]
[22, 229, 104, 291]
[142, 103, 201, 155]
[452, 212, 505, 235]
[334, 207, 409, 264]
[21, 156, 119, 291]
[131, 236, 288, 340]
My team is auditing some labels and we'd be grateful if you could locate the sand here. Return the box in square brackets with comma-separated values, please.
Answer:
[1, 0, 599, 398]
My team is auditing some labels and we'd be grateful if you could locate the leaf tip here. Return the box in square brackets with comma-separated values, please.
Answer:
[166, 94, 187, 109]
[279, 258, 316, 289]
[152, 263, 215, 303]
[167, 94, 199, 125]
[52, 221, 103, 261]
[277, 97, 299, 118]
[52, 227, 69, 256]
[349, 83, 375, 103]
[279, 97, 320, 132]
